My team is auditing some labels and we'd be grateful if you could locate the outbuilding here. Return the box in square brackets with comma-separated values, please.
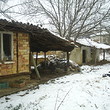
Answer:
[70, 38, 110, 65]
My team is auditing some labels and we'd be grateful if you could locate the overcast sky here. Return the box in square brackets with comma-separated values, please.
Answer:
[0, 0, 110, 30]
[0, 0, 51, 28]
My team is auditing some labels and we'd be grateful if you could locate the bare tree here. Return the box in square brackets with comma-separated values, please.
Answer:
[101, 25, 110, 44]
[21, 0, 110, 41]
[0, 0, 18, 20]
[0, 0, 9, 18]
[101, 14, 110, 36]
[93, 9, 110, 43]
[0, 0, 29, 21]
[0, 0, 109, 42]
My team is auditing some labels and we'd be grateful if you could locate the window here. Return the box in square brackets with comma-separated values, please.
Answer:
[0, 34, 1, 61]
[0, 32, 13, 61]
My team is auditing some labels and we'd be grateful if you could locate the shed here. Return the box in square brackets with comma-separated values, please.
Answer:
[70, 38, 110, 65]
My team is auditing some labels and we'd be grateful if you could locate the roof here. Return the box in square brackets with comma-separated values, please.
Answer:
[30, 29, 74, 52]
[76, 38, 110, 50]
[0, 19, 74, 52]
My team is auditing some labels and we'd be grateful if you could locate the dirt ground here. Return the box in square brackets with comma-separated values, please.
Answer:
[0, 70, 70, 98]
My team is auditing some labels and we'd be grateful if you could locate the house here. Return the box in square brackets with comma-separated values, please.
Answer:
[0, 19, 74, 81]
[70, 38, 110, 65]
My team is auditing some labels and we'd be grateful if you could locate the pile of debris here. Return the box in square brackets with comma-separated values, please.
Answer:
[37, 59, 80, 74]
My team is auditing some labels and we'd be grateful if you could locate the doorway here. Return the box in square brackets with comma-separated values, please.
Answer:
[82, 50, 86, 63]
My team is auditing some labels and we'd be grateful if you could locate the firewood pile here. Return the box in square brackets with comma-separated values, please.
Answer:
[37, 59, 80, 74]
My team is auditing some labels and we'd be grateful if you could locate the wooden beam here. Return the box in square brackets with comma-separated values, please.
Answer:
[44, 52, 47, 69]
[67, 52, 70, 68]
[29, 35, 31, 73]
[36, 52, 38, 65]
[16, 33, 19, 73]
[103, 50, 105, 60]
[31, 53, 41, 79]
[64, 52, 70, 71]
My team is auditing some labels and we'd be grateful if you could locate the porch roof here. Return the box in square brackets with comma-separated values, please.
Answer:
[0, 19, 74, 52]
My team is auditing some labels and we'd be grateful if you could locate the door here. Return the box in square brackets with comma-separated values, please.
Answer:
[82, 50, 86, 63]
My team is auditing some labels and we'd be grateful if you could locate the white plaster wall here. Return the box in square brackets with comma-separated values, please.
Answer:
[70, 46, 92, 65]
[81, 46, 92, 63]
[70, 47, 82, 65]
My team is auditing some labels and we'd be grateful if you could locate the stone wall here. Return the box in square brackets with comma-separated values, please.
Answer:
[0, 32, 30, 76]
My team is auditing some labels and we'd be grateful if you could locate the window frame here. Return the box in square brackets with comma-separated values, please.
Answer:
[0, 33, 1, 60]
[0, 31, 13, 61]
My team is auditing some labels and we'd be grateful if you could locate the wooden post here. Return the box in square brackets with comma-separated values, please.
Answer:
[94, 49, 97, 65]
[66, 52, 69, 71]
[36, 52, 38, 65]
[16, 33, 19, 73]
[29, 34, 31, 74]
[31, 52, 41, 79]
[29, 52, 31, 73]
[103, 49, 105, 60]
[44, 52, 47, 68]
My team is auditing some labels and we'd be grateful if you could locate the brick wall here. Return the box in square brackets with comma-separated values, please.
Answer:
[18, 33, 30, 73]
[0, 32, 30, 76]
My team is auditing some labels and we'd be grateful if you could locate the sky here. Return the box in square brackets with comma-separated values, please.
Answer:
[0, 0, 50, 27]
